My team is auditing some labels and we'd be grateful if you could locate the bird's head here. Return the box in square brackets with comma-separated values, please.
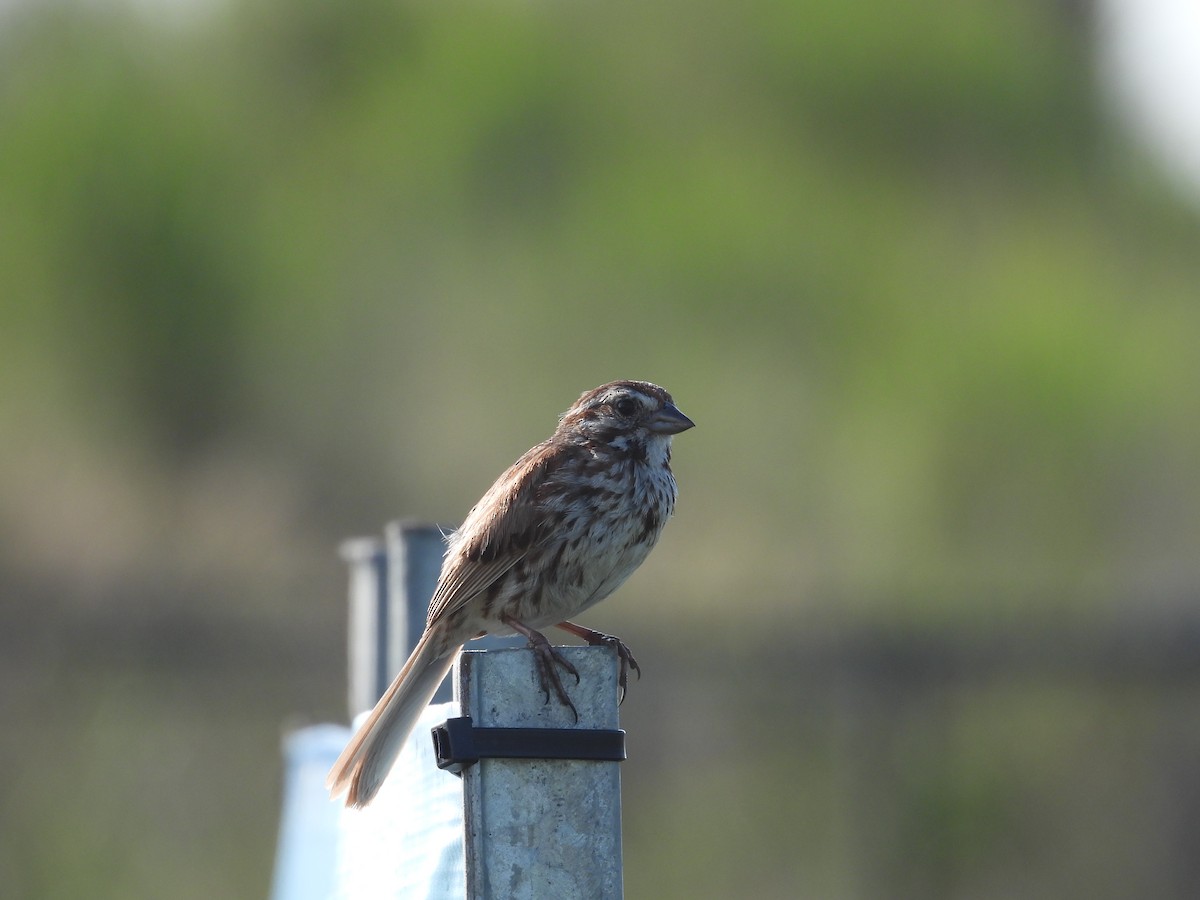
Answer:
[558, 381, 694, 449]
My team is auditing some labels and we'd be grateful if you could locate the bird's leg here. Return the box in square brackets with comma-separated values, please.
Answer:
[500, 613, 580, 722]
[555, 620, 641, 704]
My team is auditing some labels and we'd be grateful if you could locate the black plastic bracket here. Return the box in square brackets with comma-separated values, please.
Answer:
[431, 716, 627, 775]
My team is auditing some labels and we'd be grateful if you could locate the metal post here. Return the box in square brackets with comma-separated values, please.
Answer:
[384, 521, 450, 701]
[339, 536, 388, 718]
[455, 646, 625, 900]
[381, 521, 525, 705]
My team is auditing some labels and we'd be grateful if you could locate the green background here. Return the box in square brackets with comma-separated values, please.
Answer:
[3, 1, 1199, 897]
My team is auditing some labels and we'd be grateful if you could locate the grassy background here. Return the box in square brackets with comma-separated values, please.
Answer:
[2, 1, 1199, 897]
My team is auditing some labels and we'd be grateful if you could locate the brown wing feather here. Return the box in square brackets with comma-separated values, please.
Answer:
[424, 439, 566, 626]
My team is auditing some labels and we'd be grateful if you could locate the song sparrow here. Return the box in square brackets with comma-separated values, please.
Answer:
[327, 380, 693, 807]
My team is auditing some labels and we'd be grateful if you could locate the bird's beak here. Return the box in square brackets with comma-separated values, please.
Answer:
[649, 403, 695, 435]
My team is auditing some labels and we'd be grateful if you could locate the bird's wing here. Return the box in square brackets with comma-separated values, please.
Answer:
[425, 439, 569, 627]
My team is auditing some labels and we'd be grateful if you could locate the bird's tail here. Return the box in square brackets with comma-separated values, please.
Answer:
[326, 629, 459, 808]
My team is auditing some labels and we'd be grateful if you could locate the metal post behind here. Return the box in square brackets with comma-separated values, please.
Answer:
[339, 536, 388, 719]
[385, 521, 449, 702]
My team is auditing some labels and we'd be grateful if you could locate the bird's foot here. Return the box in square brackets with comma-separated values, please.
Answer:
[556, 621, 641, 704]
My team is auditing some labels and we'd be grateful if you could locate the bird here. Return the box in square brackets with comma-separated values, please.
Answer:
[326, 380, 693, 807]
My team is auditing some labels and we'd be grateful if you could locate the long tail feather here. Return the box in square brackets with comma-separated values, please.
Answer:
[326, 629, 459, 808]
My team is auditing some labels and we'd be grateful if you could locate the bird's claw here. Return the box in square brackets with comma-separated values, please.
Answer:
[577, 631, 640, 704]
[527, 630, 581, 722]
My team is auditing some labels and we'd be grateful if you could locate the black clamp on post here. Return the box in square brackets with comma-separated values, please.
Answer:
[432, 716, 627, 776]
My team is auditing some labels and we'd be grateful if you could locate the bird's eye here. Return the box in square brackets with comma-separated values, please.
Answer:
[614, 397, 638, 417]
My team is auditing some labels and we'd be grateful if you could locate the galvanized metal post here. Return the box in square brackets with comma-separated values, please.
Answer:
[339, 536, 388, 718]
[380, 521, 527, 705]
[455, 646, 625, 900]
[384, 521, 450, 701]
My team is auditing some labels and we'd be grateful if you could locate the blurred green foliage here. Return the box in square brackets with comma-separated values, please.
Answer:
[2, 0, 1199, 897]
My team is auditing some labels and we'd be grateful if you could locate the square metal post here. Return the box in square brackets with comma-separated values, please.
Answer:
[455, 646, 625, 900]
